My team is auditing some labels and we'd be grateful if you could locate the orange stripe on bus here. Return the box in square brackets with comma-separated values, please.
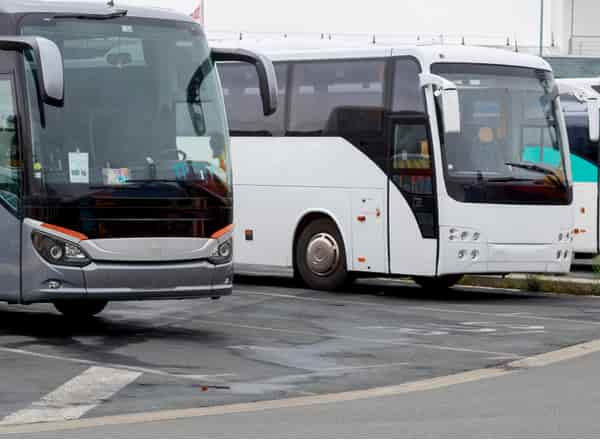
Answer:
[41, 223, 89, 241]
[211, 224, 234, 239]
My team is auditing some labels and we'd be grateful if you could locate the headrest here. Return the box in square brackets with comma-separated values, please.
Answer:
[478, 127, 494, 143]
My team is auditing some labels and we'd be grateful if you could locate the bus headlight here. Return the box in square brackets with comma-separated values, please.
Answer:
[31, 232, 91, 267]
[209, 239, 233, 265]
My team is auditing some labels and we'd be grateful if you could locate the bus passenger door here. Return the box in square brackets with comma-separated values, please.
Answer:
[387, 117, 438, 276]
[0, 75, 22, 303]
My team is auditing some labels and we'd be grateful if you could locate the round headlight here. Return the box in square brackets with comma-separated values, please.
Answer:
[558, 233, 564, 242]
[471, 249, 480, 260]
[218, 241, 232, 258]
[49, 244, 64, 261]
[458, 250, 466, 259]
[472, 232, 480, 241]
[460, 231, 470, 241]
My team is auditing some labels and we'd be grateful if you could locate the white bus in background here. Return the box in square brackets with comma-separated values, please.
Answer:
[217, 44, 576, 291]
[557, 79, 600, 256]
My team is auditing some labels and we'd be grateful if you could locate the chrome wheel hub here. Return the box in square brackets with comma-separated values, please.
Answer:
[306, 233, 340, 277]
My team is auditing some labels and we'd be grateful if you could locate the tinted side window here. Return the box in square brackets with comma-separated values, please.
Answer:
[391, 121, 435, 238]
[567, 120, 598, 164]
[561, 96, 598, 165]
[220, 62, 288, 136]
[392, 59, 424, 113]
[0, 79, 19, 211]
[289, 60, 385, 134]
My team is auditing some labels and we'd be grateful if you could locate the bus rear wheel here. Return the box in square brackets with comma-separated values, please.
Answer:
[54, 300, 108, 318]
[412, 275, 463, 291]
[295, 218, 348, 291]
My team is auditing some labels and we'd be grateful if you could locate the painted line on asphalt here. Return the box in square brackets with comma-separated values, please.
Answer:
[5, 337, 600, 435]
[236, 289, 600, 326]
[0, 346, 236, 381]
[0, 367, 141, 426]
[195, 319, 520, 358]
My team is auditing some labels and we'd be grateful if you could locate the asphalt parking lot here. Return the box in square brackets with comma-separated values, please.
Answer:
[2, 276, 600, 429]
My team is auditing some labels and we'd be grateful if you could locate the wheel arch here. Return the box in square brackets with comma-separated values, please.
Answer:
[292, 209, 352, 273]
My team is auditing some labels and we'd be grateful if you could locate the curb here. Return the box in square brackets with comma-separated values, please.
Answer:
[461, 274, 600, 296]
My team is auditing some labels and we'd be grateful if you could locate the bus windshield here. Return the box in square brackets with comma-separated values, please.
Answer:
[20, 16, 231, 239]
[432, 63, 570, 205]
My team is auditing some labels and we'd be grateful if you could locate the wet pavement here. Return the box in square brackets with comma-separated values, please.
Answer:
[1, 276, 600, 426]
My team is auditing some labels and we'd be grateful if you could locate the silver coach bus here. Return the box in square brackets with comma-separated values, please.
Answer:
[0, 1, 277, 317]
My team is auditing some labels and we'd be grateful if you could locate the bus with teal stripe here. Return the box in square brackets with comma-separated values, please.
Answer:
[558, 79, 600, 255]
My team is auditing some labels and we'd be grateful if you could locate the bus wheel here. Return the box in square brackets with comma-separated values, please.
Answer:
[295, 218, 348, 291]
[412, 275, 463, 291]
[54, 300, 108, 318]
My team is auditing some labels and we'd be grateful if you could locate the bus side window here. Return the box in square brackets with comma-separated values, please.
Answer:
[289, 60, 386, 135]
[0, 78, 19, 211]
[219, 62, 288, 136]
[391, 121, 435, 238]
[288, 59, 387, 167]
[392, 58, 425, 113]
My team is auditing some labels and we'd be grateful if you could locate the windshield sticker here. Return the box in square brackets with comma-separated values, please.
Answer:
[103, 168, 130, 185]
[68, 152, 89, 184]
[121, 25, 133, 33]
[33, 161, 42, 180]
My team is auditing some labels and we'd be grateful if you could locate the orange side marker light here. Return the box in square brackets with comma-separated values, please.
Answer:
[358, 256, 366, 263]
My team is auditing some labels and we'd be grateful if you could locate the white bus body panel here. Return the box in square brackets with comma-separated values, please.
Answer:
[437, 198, 574, 274]
[233, 137, 404, 274]
[573, 182, 598, 254]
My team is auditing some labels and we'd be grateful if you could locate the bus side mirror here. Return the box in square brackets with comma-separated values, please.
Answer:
[587, 98, 600, 143]
[212, 48, 277, 116]
[419, 73, 461, 134]
[0, 36, 64, 107]
[438, 88, 461, 135]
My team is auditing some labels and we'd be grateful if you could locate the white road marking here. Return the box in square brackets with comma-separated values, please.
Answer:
[237, 289, 600, 326]
[0, 367, 141, 426]
[0, 346, 236, 381]
[195, 319, 520, 358]
[6, 336, 600, 435]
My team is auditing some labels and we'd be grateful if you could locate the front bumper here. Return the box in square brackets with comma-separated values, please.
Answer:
[440, 241, 573, 275]
[22, 259, 233, 304]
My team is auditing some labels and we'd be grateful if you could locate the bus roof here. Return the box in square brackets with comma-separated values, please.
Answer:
[0, 0, 194, 23]
[210, 39, 552, 72]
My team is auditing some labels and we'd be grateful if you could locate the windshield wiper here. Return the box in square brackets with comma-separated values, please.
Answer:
[52, 10, 128, 20]
[505, 162, 566, 188]
[485, 176, 534, 183]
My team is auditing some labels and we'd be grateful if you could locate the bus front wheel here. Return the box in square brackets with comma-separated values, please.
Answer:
[295, 218, 348, 291]
[412, 275, 463, 291]
[54, 300, 109, 318]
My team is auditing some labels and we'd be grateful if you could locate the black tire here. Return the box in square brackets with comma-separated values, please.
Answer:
[412, 274, 463, 291]
[54, 300, 108, 318]
[295, 218, 348, 291]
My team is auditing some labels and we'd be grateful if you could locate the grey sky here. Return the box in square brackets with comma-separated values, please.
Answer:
[70, 0, 551, 46]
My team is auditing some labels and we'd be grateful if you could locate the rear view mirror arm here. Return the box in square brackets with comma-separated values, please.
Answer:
[212, 48, 278, 116]
[0, 36, 65, 128]
[0, 36, 64, 107]
[419, 73, 461, 134]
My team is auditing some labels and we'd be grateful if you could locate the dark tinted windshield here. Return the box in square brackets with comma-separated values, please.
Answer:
[432, 63, 570, 205]
[21, 16, 231, 239]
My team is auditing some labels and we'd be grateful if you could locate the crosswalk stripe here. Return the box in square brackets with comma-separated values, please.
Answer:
[0, 366, 141, 426]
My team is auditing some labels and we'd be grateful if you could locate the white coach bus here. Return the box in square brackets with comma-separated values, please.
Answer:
[218, 44, 575, 290]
